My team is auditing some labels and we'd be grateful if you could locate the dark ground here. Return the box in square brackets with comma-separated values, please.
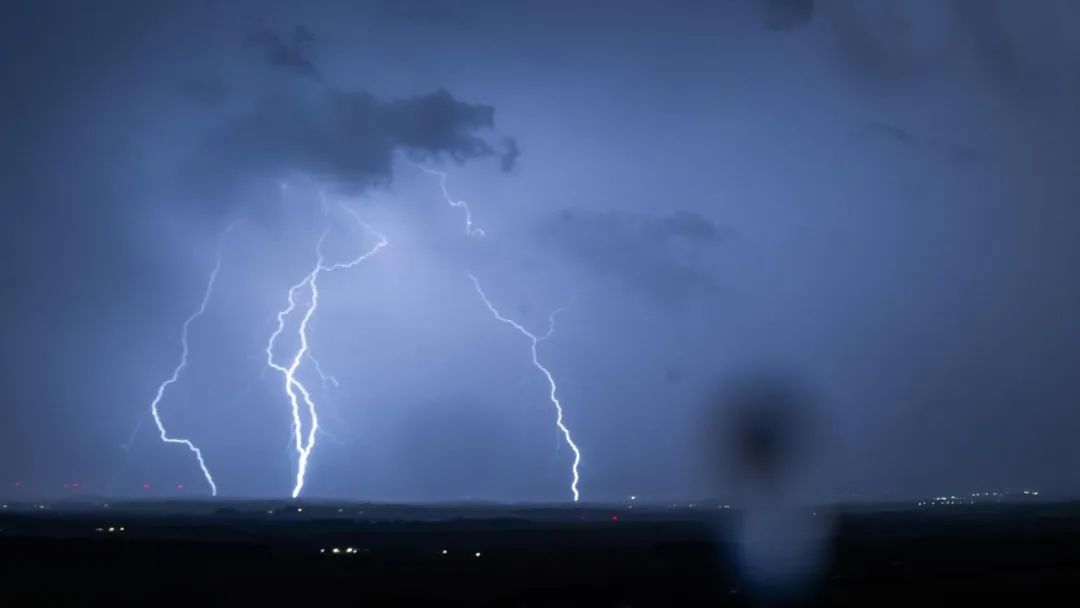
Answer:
[1, 500, 1078, 605]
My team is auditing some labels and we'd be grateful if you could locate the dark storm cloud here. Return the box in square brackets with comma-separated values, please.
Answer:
[192, 86, 504, 200]
[541, 209, 732, 302]
[189, 27, 512, 201]
[383, 89, 498, 160]
[860, 121, 915, 147]
[758, 0, 815, 31]
[500, 137, 519, 172]
[956, 0, 1025, 89]
[820, 1, 1080, 99]
[856, 120, 993, 168]
[370, 0, 472, 29]
[959, 1, 1080, 101]
[246, 25, 321, 81]
[822, 2, 959, 83]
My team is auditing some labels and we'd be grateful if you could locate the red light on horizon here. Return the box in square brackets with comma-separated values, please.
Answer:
[12, 481, 21, 488]
[141, 483, 151, 490]
[176, 484, 185, 490]
[611, 515, 619, 521]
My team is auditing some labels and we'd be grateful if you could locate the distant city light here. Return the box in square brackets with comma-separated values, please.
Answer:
[921, 489, 1040, 506]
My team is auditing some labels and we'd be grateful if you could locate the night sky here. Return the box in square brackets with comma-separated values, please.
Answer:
[2, 0, 1079, 502]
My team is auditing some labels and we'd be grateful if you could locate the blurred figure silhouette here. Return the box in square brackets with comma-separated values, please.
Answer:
[703, 370, 836, 601]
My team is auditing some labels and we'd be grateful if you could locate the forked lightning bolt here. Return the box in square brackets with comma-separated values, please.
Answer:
[401, 153, 485, 237]
[266, 207, 388, 498]
[469, 274, 582, 502]
[408, 156, 584, 501]
[147, 223, 238, 496]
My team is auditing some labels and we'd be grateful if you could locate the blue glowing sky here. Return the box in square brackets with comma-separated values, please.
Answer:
[3, 1, 1080, 501]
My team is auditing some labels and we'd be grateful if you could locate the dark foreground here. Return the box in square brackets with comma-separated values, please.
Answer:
[1, 500, 1079, 605]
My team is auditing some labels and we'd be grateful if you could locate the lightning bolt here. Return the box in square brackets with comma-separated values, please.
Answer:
[468, 274, 582, 502]
[401, 153, 485, 237]
[307, 353, 340, 389]
[266, 206, 388, 498]
[405, 156, 583, 501]
[146, 223, 239, 496]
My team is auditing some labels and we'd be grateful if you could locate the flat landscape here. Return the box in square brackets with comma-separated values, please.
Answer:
[2, 501, 1078, 605]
